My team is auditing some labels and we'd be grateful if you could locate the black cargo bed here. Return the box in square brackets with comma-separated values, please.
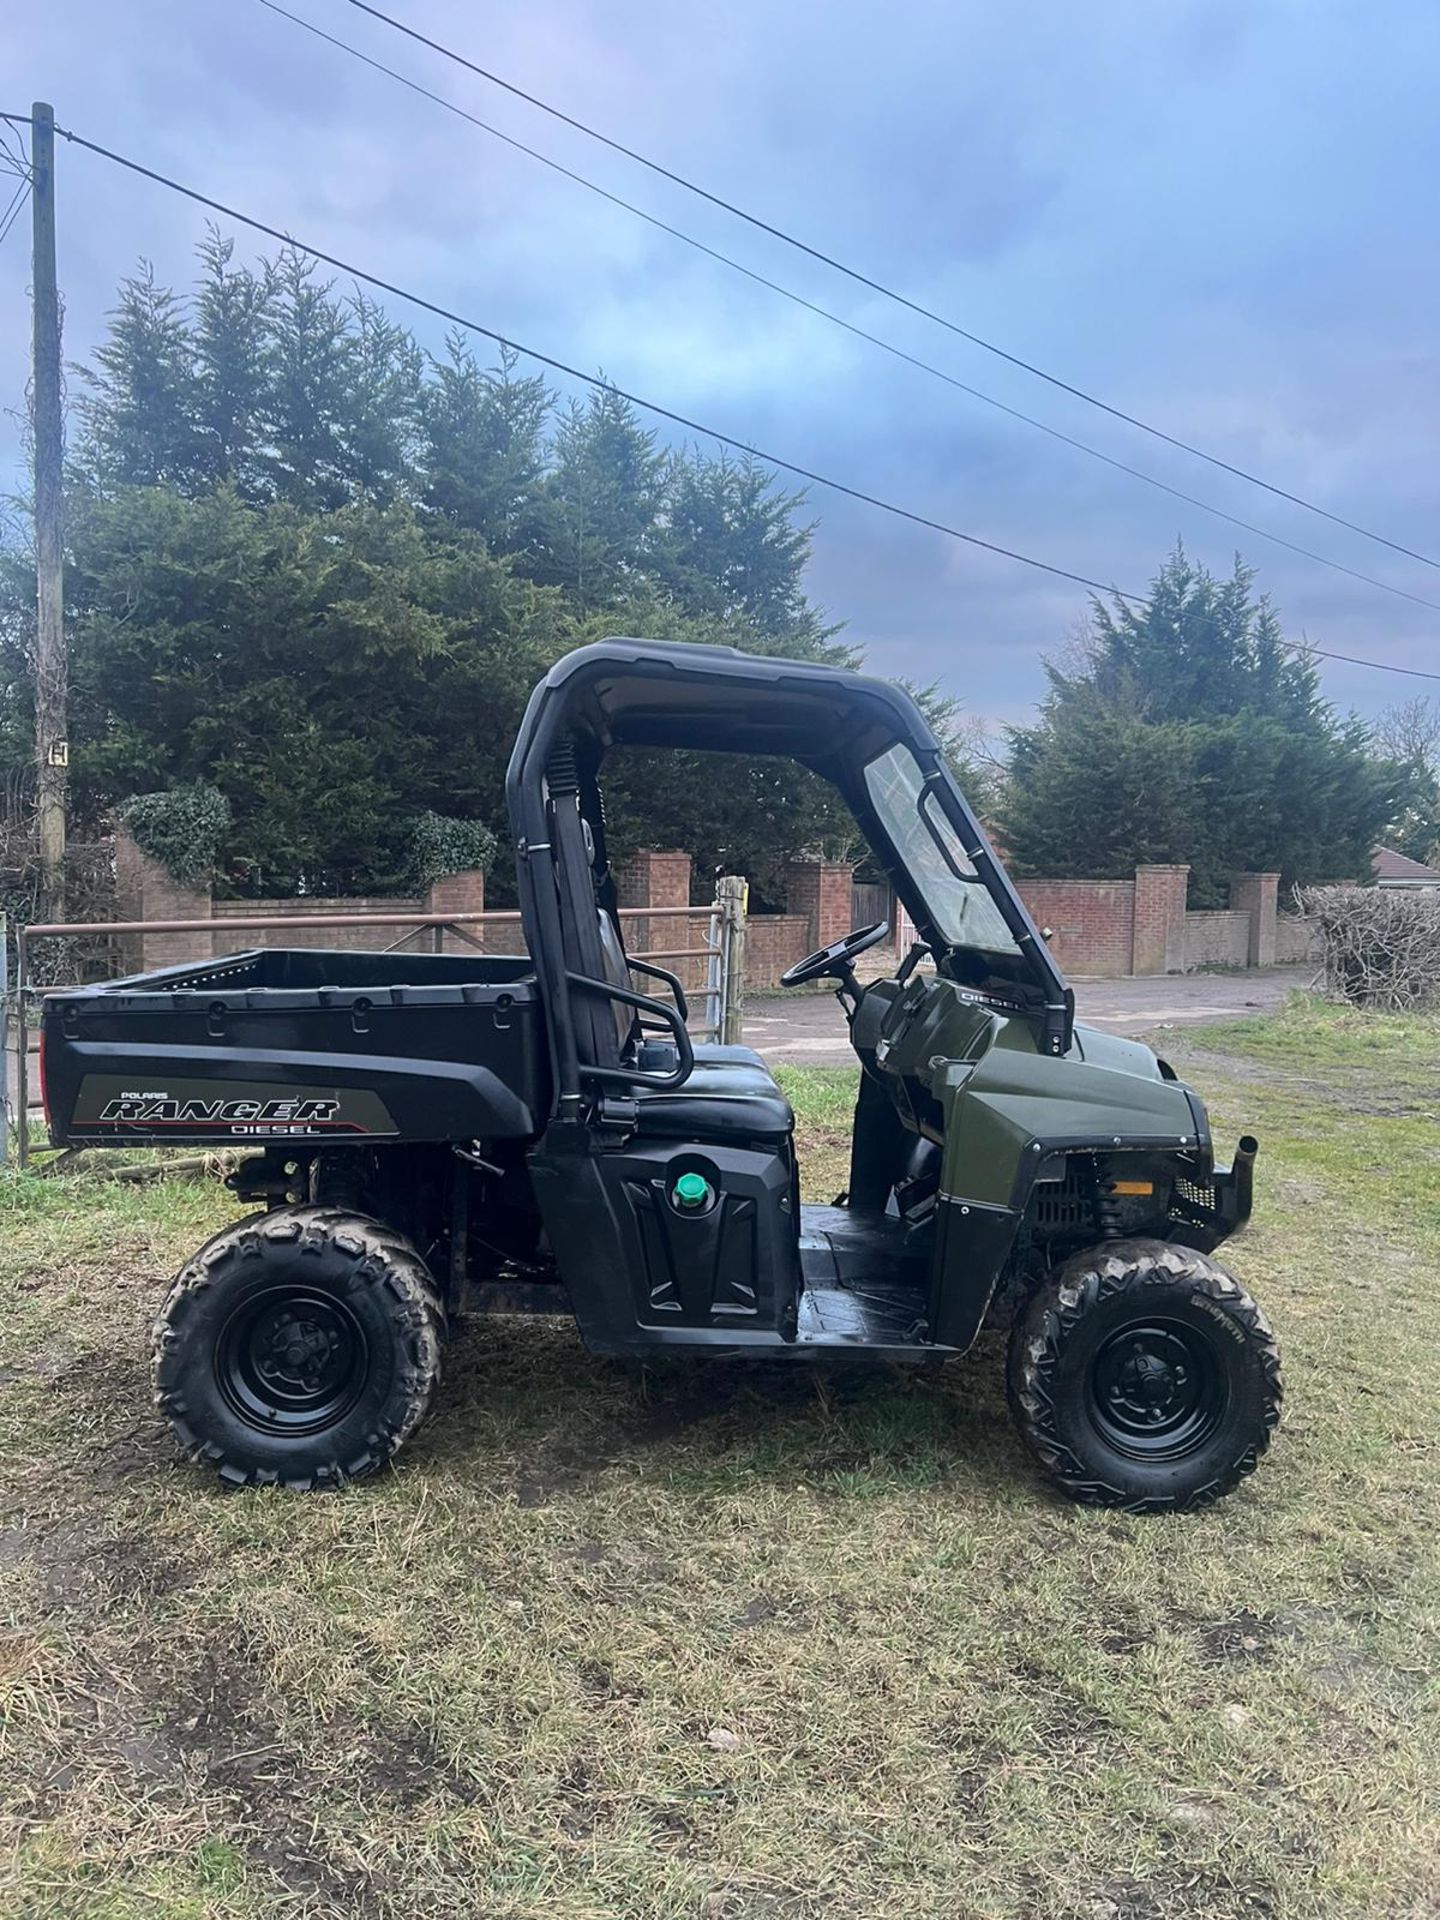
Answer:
[41, 947, 549, 1148]
[95, 946, 535, 996]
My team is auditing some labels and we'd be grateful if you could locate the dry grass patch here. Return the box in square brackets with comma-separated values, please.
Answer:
[1, 1003, 1437, 1916]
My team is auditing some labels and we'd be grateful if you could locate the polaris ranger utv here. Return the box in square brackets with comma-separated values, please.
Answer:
[40, 640, 1281, 1510]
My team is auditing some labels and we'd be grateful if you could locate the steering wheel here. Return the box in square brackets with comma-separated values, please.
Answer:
[779, 920, 890, 989]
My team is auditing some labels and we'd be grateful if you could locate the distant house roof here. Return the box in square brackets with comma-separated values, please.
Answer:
[1373, 845, 1440, 886]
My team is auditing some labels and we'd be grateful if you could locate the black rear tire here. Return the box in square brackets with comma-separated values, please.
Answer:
[152, 1207, 444, 1490]
[1006, 1238, 1281, 1513]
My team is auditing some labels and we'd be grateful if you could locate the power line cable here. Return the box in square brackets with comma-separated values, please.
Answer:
[1290, 643, 1440, 685]
[0, 180, 29, 249]
[252, 1, 1440, 619]
[345, 0, 1440, 577]
[40, 118, 1141, 600]
[2, 108, 1436, 685]
[0, 125, 30, 179]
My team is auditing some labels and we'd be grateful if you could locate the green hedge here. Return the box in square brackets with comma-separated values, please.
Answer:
[120, 784, 231, 890]
[120, 789, 494, 896]
[407, 812, 497, 890]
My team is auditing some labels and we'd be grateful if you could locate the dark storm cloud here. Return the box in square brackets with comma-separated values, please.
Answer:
[3, 0, 1436, 723]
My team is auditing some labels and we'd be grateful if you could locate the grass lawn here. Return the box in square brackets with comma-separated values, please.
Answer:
[1, 996, 1438, 1918]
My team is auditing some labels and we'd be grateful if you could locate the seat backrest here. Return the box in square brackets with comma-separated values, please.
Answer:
[547, 774, 641, 1070]
[595, 906, 635, 1051]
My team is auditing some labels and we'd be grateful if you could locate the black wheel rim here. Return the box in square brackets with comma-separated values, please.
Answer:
[1087, 1317, 1226, 1462]
[217, 1287, 368, 1436]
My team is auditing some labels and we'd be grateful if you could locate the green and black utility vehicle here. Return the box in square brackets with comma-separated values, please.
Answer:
[41, 641, 1281, 1510]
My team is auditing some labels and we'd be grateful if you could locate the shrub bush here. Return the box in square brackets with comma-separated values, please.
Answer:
[120, 784, 231, 890]
[408, 812, 497, 890]
[1295, 884, 1440, 1010]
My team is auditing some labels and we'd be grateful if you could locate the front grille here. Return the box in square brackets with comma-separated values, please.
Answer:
[1032, 1168, 1093, 1233]
[1173, 1175, 1216, 1212]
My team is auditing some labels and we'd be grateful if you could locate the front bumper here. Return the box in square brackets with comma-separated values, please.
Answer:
[1215, 1134, 1258, 1232]
[1174, 1134, 1258, 1249]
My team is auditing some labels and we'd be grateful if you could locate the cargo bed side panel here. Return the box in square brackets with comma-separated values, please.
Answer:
[40, 949, 548, 1147]
[48, 1042, 537, 1145]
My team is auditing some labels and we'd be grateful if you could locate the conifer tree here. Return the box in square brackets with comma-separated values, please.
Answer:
[1004, 548, 1403, 901]
[538, 386, 665, 608]
[422, 337, 550, 556]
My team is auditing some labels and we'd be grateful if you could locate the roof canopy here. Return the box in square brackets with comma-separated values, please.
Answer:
[506, 637, 1073, 1059]
[528, 638, 935, 769]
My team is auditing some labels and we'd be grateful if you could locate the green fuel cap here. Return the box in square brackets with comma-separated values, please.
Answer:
[673, 1172, 712, 1210]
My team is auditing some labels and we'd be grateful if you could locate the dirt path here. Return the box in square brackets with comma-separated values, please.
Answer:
[745, 966, 1313, 1064]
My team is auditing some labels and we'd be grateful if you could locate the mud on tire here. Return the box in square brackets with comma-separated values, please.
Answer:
[152, 1206, 445, 1490]
[1006, 1238, 1282, 1513]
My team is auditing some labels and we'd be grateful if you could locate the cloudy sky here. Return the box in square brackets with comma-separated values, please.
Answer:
[4, 1, 1437, 728]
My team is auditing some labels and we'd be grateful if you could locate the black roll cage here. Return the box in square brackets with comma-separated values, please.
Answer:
[506, 639, 1074, 1116]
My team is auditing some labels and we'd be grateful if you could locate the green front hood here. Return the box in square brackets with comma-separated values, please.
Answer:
[862, 976, 1206, 1210]
[932, 1012, 1203, 1209]
[1068, 1022, 1169, 1083]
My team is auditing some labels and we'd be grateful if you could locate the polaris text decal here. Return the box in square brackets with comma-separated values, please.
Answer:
[73, 1075, 398, 1138]
[99, 1094, 342, 1136]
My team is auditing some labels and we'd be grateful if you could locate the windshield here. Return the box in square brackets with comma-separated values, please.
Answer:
[863, 743, 1020, 956]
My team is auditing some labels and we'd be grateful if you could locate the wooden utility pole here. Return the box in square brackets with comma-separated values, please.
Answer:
[31, 101, 67, 916]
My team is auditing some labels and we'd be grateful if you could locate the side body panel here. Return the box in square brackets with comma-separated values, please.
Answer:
[529, 1125, 803, 1356]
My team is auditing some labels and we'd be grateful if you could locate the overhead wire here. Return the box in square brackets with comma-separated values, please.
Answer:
[251, 0, 1440, 619]
[1, 106, 1436, 684]
[36, 116, 1150, 601]
[0, 118, 32, 247]
[344, 0, 1440, 575]
[0, 178, 29, 249]
[0, 118, 29, 173]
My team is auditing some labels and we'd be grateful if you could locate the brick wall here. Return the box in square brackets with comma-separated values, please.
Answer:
[1275, 912, 1322, 965]
[621, 906, 716, 995]
[1132, 865, 1191, 974]
[114, 831, 491, 971]
[616, 849, 692, 910]
[103, 832, 1294, 991]
[114, 827, 212, 973]
[1016, 878, 1136, 978]
[1016, 865, 1285, 978]
[424, 868, 487, 953]
[783, 859, 855, 952]
[1184, 910, 1251, 969]
[746, 914, 814, 987]
[210, 870, 487, 958]
[211, 894, 426, 955]
[616, 848, 693, 972]
[1229, 871, 1279, 966]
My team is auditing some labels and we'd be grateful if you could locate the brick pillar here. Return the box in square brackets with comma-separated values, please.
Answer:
[784, 858, 855, 954]
[1131, 864, 1189, 975]
[114, 825, 213, 973]
[615, 848, 692, 962]
[425, 866, 486, 954]
[1230, 871, 1279, 967]
[615, 848, 692, 910]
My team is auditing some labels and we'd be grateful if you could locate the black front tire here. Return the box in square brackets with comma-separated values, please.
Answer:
[152, 1207, 445, 1490]
[1007, 1238, 1282, 1513]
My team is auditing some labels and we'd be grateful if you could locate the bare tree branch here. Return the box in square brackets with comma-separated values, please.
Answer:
[1296, 884, 1440, 1009]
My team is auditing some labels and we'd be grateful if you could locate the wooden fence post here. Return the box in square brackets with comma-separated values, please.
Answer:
[716, 874, 747, 1046]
